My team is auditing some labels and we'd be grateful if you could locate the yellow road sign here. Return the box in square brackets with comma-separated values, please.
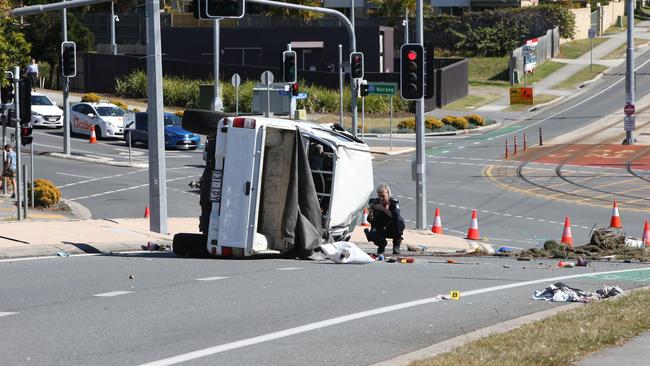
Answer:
[510, 87, 534, 105]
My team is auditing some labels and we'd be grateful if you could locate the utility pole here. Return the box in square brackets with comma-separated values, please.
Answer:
[415, 0, 426, 229]
[213, 19, 223, 112]
[146, 0, 168, 233]
[338, 44, 344, 126]
[624, 0, 635, 145]
[62, 2, 71, 154]
[110, 1, 117, 55]
[12, 67, 22, 220]
[403, 9, 409, 44]
[349, 0, 358, 136]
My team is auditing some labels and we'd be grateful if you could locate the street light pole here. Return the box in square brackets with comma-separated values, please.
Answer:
[110, 1, 117, 55]
[624, 0, 635, 144]
[212, 19, 223, 112]
[415, 0, 426, 229]
[62, 2, 71, 155]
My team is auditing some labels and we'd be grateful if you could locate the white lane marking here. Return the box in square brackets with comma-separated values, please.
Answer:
[69, 175, 200, 201]
[276, 267, 303, 271]
[94, 291, 134, 297]
[0, 312, 18, 317]
[196, 276, 228, 281]
[58, 169, 147, 188]
[56, 172, 94, 179]
[138, 266, 650, 366]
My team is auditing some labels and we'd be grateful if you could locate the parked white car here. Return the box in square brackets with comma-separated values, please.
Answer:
[31, 93, 63, 128]
[70, 101, 126, 138]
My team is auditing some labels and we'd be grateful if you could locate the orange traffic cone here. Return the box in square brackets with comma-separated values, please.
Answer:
[144, 206, 150, 218]
[642, 220, 650, 247]
[431, 207, 443, 234]
[561, 216, 573, 247]
[466, 209, 480, 240]
[89, 126, 97, 144]
[609, 201, 622, 228]
[361, 208, 371, 227]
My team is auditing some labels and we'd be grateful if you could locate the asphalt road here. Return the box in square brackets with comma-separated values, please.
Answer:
[1, 253, 649, 366]
[367, 48, 650, 249]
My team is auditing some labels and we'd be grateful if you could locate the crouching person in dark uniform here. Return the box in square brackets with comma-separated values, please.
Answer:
[364, 184, 405, 254]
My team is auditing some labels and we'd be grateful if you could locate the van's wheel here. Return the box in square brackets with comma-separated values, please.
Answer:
[173, 233, 207, 257]
[94, 125, 102, 140]
[182, 109, 230, 137]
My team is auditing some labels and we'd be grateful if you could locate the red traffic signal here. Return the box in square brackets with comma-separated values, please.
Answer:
[400, 44, 424, 100]
[350, 52, 364, 79]
[291, 82, 299, 96]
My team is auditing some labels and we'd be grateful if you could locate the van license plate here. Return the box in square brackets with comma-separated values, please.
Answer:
[210, 170, 223, 202]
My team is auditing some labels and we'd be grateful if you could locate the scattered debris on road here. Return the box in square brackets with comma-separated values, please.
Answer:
[141, 242, 170, 251]
[56, 251, 70, 258]
[314, 242, 374, 264]
[532, 282, 623, 303]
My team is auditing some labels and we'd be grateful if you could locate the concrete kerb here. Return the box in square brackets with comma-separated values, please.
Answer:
[46, 152, 148, 168]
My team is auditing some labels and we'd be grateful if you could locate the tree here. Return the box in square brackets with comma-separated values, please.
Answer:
[369, 0, 416, 17]
[263, 0, 324, 22]
[20, 0, 94, 87]
[0, 1, 31, 86]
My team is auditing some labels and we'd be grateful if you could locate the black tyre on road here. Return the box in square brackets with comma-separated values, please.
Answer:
[172, 233, 208, 258]
[182, 109, 231, 137]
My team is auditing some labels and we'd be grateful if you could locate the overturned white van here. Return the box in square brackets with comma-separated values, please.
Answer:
[173, 111, 374, 258]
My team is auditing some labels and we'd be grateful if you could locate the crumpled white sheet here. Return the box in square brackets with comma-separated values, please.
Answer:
[318, 241, 375, 264]
[532, 282, 623, 303]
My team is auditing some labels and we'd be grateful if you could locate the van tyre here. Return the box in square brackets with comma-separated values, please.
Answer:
[94, 125, 102, 140]
[182, 109, 231, 136]
[172, 233, 208, 257]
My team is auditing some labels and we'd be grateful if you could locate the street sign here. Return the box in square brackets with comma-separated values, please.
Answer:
[368, 82, 398, 96]
[261, 71, 274, 85]
[509, 87, 534, 105]
[624, 115, 635, 131]
[588, 28, 596, 39]
[624, 103, 635, 115]
[231, 73, 241, 88]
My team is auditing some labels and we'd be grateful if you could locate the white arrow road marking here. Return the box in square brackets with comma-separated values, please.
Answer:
[139, 267, 650, 366]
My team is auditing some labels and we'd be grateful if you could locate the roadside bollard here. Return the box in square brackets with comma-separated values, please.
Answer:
[514, 136, 518, 156]
[523, 132, 527, 151]
[505, 140, 509, 159]
[539, 127, 543, 146]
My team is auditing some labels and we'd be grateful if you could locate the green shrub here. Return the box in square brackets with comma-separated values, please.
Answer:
[30, 179, 61, 208]
[109, 99, 129, 111]
[442, 116, 469, 130]
[397, 117, 444, 131]
[81, 93, 101, 103]
[465, 114, 485, 126]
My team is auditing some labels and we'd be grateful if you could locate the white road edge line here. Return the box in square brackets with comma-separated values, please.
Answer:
[0, 312, 18, 317]
[276, 267, 303, 271]
[196, 276, 228, 281]
[56, 172, 95, 179]
[138, 267, 650, 366]
[93, 291, 134, 297]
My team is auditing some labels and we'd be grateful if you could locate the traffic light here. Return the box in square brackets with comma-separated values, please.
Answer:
[19, 78, 32, 124]
[61, 41, 77, 77]
[360, 80, 369, 97]
[400, 44, 424, 100]
[291, 82, 299, 97]
[283, 51, 297, 83]
[20, 125, 33, 146]
[194, 0, 245, 19]
[350, 52, 364, 79]
[1, 78, 14, 104]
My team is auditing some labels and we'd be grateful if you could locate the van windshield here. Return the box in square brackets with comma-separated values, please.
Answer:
[96, 106, 125, 117]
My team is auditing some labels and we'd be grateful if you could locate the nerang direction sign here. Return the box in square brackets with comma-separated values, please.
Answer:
[368, 82, 397, 96]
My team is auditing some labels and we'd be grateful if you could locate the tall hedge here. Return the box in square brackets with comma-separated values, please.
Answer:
[425, 5, 575, 57]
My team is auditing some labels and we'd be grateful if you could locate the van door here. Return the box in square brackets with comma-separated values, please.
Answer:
[208, 119, 265, 255]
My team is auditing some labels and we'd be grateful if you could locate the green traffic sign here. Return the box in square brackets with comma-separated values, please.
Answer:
[367, 82, 397, 96]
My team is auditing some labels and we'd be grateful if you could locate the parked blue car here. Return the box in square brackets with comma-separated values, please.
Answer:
[124, 112, 201, 150]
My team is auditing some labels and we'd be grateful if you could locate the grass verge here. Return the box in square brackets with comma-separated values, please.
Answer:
[604, 15, 642, 34]
[559, 38, 608, 59]
[602, 38, 649, 59]
[505, 94, 558, 112]
[443, 88, 504, 111]
[468, 57, 510, 85]
[411, 288, 650, 366]
[555, 64, 608, 89]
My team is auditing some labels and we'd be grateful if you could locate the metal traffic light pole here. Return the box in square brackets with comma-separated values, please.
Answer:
[415, 0, 426, 229]
[62, 3, 71, 155]
[12, 67, 22, 220]
[248, 0, 357, 134]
